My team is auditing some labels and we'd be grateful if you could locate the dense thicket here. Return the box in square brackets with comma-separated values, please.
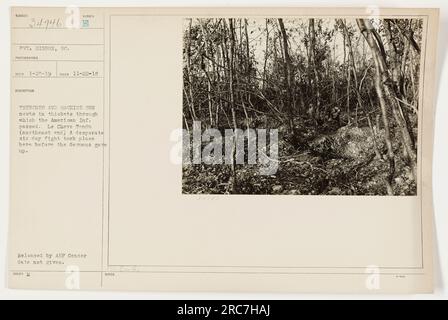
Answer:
[183, 18, 422, 195]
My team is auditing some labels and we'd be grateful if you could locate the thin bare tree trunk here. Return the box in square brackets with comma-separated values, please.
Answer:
[309, 19, 321, 123]
[199, 23, 215, 128]
[228, 19, 238, 193]
[358, 18, 417, 182]
[357, 18, 395, 195]
[263, 19, 270, 91]
[186, 19, 197, 121]
[345, 22, 381, 159]
[342, 20, 351, 126]
[278, 18, 297, 140]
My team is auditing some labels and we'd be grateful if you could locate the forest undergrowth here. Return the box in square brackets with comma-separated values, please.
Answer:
[183, 115, 417, 195]
[182, 17, 421, 195]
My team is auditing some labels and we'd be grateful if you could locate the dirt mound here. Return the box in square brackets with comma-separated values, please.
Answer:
[309, 126, 384, 160]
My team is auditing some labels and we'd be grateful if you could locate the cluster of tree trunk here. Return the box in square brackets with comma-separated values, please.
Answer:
[183, 18, 422, 195]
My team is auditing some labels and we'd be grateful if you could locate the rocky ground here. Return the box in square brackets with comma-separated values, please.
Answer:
[182, 121, 417, 196]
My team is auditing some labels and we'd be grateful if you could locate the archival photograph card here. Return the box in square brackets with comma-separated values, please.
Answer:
[8, 7, 439, 293]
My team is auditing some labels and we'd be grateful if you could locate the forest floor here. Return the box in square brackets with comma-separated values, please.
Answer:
[182, 117, 417, 196]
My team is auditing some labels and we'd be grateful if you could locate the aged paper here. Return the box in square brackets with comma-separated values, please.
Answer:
[8, 7, 439, 293]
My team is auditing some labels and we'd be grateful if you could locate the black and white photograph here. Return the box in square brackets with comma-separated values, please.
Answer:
[182, 17, 423, 196]
[2, 3, 444, 298]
